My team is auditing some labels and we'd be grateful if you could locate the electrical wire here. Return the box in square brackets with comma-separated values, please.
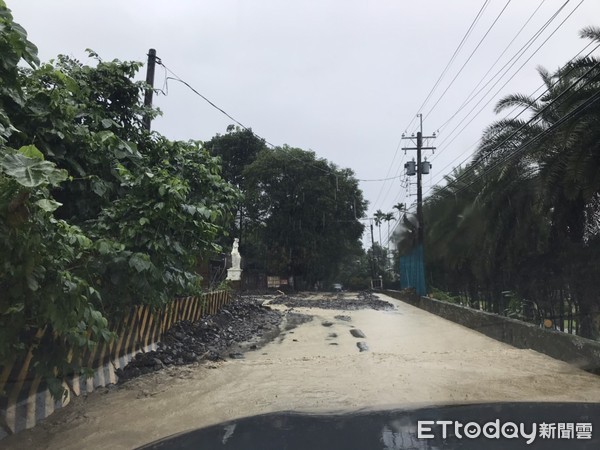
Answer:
[421, 0, 515, 124]
[425, 40, 599, 189]
[432, 0, 584, 156]
[374, 0, 492, 213]
[377, 0, 507, 213]
[157, 59, 394, 183]
[404, 0, 492, 134]
[371, 138, 405, 207]
[360, 174, 405, 182]
[433, 0, 549, 134]
[450, 89, 600, 198]
[426, 59, 600, 199]
[424, 39, 599, 193]
[373, 0, 493, 215]
[448, 63, 600, 194]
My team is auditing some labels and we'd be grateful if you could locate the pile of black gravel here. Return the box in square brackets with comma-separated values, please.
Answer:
[116, 296, 282, 381]
[269, 291, 393, 311]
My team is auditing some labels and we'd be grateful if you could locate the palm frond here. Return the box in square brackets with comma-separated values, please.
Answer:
[494, 93, 541, 114]
[579, 26, 600, 43]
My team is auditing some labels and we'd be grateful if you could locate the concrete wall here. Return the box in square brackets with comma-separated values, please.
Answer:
[384, 290, 600, 373]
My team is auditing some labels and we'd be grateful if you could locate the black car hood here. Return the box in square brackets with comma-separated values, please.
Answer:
[137, 402, 599, 450]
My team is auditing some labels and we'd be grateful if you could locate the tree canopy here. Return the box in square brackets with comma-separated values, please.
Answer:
[205, 128, 368, 288]
[244, 145, 367, 287]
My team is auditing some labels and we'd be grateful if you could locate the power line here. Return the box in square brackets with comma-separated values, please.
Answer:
[368, 13, 410, 209]
[159, 67, 326, 174]
[421, 0, 588, 198]
[426, 58, 600, 199]
[450, 89, 600, 198]
[449, 59, 600, 193]
[371, 137, 405, 208]
[433, 0, 549, 134]
[375, 0, 492, 214]
[432, 0, 582, 153]
[157, 60, 392, 183]
[426, 39, 598, 188]
[360, 174, 405, 182]
[404, 0, 492, 134]
[375, 128, 438, 211]
[385, 199, 419, 244]
[374, 157, 409, 209]
[421, 0, 515, 124]
[373, 0, 493, 215]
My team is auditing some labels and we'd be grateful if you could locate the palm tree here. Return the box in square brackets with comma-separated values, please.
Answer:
[373, 209, 384, 247]
[395, 211, 419, 255]
[379, 211, 394, 270]
[476, 26, 600, 332]
[393, 202, 405, 218]
[373, 209, 385, 268]
[422, 26, 600, 334]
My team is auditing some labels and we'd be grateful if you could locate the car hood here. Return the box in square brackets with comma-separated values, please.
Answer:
[137, 402, 600, 450]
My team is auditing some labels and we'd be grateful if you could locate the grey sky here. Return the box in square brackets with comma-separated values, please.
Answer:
[10, 0, 600, 244]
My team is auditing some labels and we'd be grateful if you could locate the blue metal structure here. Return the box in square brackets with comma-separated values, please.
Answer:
[399, 244, 426, 296]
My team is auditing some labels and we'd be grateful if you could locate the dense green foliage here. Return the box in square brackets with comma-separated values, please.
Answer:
[207, 129, 368, 289]
[0, 1, 238, 397]
[417, 27, 600, 339]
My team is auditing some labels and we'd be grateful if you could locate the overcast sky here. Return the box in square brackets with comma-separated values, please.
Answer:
[10, 0, 600, 243]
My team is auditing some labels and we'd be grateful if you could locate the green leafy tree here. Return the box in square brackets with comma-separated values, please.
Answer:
[7, 52, 240, 313]
[0, 1, 112, 396]
[0, 1, 239, 398]
[203, 126, 268, 249]
[243, 146, 367, 288]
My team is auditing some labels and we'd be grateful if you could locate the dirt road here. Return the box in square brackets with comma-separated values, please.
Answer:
[4, 293, 600, 449]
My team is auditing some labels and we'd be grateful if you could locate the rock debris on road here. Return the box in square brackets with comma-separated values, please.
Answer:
[116, 296, 282, 381]
[269, 291, 393, 310]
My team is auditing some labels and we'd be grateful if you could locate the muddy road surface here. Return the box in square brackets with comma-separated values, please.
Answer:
[4, 292, 600, 449]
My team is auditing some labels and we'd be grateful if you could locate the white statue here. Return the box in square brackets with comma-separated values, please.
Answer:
[227, 238, 242, 281]
[231, 238, 241, 270]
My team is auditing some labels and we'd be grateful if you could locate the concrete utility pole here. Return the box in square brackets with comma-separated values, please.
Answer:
[401, 114, 436, 296]
[370, 222, 376, 279]
[143, 48, 157, 131]
[402, 114, 436, 246]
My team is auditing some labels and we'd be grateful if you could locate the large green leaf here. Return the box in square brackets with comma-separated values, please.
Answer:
[129, 253, 152, 272]
[18, 144, 44, 160]
[35, 198, 63, 212]
[0, 152, 68, 187]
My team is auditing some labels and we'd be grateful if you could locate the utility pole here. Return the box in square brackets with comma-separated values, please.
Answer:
[402, 114, 436, 246]
[370, 222, 376, 280]
[143, 48, 157, 131]
[402, 114, 436, 295]
[416, 115, 424, 246]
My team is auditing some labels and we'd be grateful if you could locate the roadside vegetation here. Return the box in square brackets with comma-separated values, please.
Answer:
[416, 27, 600, 339]
[0, 2, 240, 394]
[0, 1, 370, 397]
